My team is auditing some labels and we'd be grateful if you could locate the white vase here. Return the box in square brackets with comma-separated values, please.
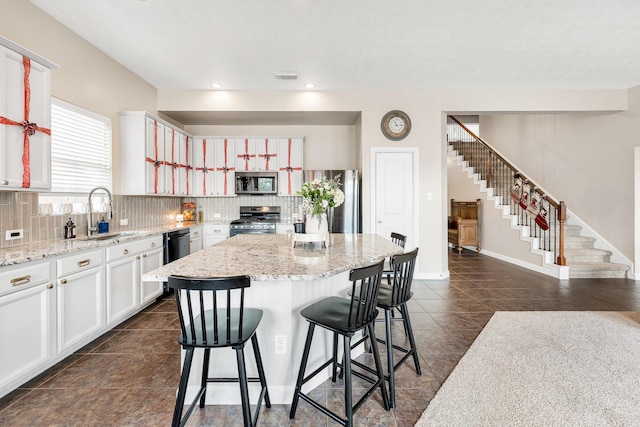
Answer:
[306, 213, 328, 235]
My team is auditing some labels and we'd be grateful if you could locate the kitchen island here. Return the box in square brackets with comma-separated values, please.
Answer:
[143, 233, 403, 405]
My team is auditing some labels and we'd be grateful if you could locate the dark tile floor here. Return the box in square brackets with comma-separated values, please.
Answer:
[2, 249, 639, 426]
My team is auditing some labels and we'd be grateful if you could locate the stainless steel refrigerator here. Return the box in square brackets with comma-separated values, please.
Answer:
[303, 170, 361, 233]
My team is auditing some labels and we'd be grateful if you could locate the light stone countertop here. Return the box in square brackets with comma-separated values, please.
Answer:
[0, 222, 196, 268]
[143, 233, 402, 282]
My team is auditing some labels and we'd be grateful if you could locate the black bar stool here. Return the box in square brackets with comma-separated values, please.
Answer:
[348, 247, 421, 408]
[376, 248, 421, 408]
[168, 275, 270, 427]
[385, 232, 407, 324]
[289, 260, 389, 427]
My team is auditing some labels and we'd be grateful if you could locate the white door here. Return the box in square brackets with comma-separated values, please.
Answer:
[372, 149, 417, 249]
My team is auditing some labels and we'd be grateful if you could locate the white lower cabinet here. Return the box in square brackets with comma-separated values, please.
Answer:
[0, 234, 166, 399]
[105, 235, 163, 327]
[204, 224, 229, 247]
[139, 247, 164, 306]
[189, 225, 203, 253]
[56, 249, 105, 355]
[0, 259, 55, 396]
[105, 252, 140, 327]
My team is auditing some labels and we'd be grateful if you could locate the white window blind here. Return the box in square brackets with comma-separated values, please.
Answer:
[50, 98, 112, 193]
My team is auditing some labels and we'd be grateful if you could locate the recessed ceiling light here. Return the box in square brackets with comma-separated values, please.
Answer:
[210, 83, 223, 89]
[303, 83, 315, 89]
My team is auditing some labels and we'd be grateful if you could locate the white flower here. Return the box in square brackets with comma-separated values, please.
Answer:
[297, 174, 344, 217]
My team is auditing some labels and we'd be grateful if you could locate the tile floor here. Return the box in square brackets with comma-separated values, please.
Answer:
[1, 249, 639, 426]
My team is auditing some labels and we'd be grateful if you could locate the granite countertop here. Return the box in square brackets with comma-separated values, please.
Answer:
[143, 233, 402, 282]
[0, 222, 195, 268]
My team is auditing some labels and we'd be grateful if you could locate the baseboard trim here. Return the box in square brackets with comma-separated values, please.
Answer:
[480, 249, 568, 279]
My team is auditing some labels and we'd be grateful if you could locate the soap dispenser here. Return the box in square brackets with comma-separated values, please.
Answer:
[64, 217, 76, 239]
[98, 217, 109, 234]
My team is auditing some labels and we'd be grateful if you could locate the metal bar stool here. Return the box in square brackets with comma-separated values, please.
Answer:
[289, 260, 389, 427]
[168, 275, 270, 427]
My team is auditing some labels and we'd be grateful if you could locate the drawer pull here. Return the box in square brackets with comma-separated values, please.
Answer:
[123, 249, 129, 255]
[11, 275, 31, 286]
[77, 259, 91, 267]
[60, 279, 68, 284]
[0, 180, 8, 185]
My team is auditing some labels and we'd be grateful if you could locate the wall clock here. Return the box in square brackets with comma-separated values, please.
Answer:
[381, 110, 411, 141]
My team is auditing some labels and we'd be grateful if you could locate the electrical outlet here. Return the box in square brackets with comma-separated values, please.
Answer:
[5, 229, 23, 241]
[275, 335, 287, 355]
[120, 218, 129, 226]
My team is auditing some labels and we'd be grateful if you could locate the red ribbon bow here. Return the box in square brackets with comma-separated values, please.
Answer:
[0, 56, 51, 188]
[279, 138, 302, 194]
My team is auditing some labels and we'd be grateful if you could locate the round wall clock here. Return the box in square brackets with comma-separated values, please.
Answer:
[381, 110, 411, 141]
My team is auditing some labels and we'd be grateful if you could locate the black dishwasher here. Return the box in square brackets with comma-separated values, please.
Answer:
[163, 228, 191, 264]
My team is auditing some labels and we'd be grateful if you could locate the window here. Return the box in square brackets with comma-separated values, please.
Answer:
[49, 98, 112, 193]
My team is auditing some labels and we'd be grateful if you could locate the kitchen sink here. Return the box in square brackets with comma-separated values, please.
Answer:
[85, 230, 147, 241]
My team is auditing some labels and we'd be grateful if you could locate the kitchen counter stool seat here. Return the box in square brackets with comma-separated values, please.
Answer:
[168, 275, 270, 427]
[289, 259, 389, 427]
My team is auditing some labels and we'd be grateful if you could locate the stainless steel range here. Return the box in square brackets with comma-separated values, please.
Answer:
[230, 206, 280, 237]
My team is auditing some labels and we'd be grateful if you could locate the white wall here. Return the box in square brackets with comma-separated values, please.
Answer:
[480, 85, 640, 261]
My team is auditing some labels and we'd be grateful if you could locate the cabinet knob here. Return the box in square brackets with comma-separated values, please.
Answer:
[151, 243, 156, 248]
[60, 279, 68, 284]
[123, 249, 129, 254]
[136, 256, 140, 260]
[47, 283, 54, 289]
[142, 254, 147, 258]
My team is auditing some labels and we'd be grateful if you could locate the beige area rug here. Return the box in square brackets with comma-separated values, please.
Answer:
[416, 311, 640, 427]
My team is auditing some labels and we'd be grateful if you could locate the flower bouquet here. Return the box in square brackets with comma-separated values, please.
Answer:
[298, 175, 345, 235]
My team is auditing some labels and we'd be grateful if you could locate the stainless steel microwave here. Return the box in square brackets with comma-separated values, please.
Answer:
[235, 171, 278, 195]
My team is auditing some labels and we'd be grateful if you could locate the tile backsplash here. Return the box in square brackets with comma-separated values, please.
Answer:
[0, 191, 302, 248]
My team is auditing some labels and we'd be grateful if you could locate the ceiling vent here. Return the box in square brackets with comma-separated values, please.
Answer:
[274, 72, 298, 80]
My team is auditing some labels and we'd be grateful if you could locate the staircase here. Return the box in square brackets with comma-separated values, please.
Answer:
[447, 141, 630, 279]
[562, 225, 630, 278]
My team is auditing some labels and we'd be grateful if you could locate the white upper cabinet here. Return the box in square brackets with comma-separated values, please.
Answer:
[212, 138, 236, 196]
[235, 138, 256, 171]
[235, 137, 283, 172]
[120, 111, 191, 196]
[192, 137, 216, 196]
[145, 117, 168, 194]
[122, 112, 303, 197]
[179, 133, 193, 196]
[278, 137, 304, 196]
[256, 137, 279, 171]
[0, 41, 54, 190]
[164, 126, 191, 196]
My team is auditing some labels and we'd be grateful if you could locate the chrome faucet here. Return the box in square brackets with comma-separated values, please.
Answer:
[87, 187, 113, 236]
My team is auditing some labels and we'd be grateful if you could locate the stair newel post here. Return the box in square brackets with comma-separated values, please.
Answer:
[556, 201, 567, 266]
